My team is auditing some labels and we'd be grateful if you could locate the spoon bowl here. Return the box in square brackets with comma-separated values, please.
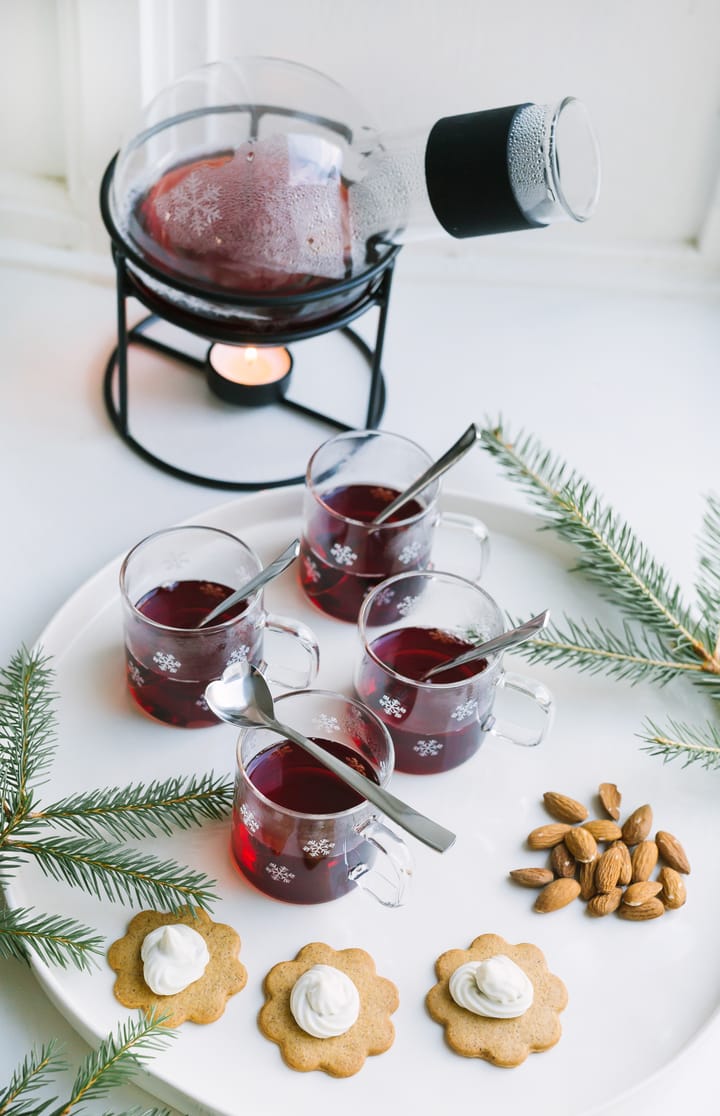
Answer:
[205, 663, 456, 854]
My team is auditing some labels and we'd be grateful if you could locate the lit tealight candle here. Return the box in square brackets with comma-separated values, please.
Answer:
[206, 343, 293, 405]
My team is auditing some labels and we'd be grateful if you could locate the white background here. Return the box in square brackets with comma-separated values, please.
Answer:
[1, 1, 719, 1112]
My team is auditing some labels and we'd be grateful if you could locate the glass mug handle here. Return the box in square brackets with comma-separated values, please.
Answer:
[435, 511, 490, 582]
[261, 612, 320, 689]
[484, 669, 554, 748]
[348, 816, 414, 908]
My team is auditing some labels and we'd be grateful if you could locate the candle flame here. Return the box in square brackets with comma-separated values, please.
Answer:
[245, 347, 258, 364]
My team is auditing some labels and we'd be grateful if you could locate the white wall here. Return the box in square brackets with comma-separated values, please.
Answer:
[1, 0, 719, 270]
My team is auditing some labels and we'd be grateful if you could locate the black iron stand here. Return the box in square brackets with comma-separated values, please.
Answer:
[103, 250, 396, 491]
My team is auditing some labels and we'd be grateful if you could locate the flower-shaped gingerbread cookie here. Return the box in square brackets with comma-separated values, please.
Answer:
[426, 932, 567, 1067]
[108, 906, 247, 1027]
[259, 941, 399, 1077]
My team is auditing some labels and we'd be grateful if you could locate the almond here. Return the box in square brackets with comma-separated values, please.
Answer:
[509, 867, 555, 888]
[550, 841, 577, 879]
[631, 840, 658, 882]
[564, 826, 598, 863]
[622, 881, 663, 906]
[656, 830, 691, 874]
[658, 866, 687, 909]
[621, 804, 653, 846]
[579, 856, 598, 900]
[587, 888, 623, 917]
[598, 782, 621, 820]
[611, 840, 633, 886]
[527, 823, 572, 850]
[542, 791, 589, 824]
[617, 897, 665, 921]
[582, 819, 623, 842]
[594, 845, 624, 893]
[533, 877, 581, 913]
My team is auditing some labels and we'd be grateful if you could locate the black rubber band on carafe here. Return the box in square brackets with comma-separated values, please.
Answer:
[425, 104, 541, 237]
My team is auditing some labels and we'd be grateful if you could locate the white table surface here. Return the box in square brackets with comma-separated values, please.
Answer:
[1, 244, 718, 1113]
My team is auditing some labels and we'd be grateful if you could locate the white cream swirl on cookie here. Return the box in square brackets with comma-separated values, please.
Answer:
[449, 954, 533, 1019]
[290, 964, 360, 1038]
[141, 924, 210, 996]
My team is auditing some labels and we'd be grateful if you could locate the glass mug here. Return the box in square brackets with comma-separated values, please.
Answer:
[298, 429, 489, 622]
[231, 690, 413, 906]
[120, 525, 319, 728]
[354, 570, 554, 774]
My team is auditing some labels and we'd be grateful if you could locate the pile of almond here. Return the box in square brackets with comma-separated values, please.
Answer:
[509, 783, 690, 920]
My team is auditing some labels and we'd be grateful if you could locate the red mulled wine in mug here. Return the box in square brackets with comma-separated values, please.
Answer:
[355, 626, 489, 775]
[127, 579, 255, 728]
[355, 570, 555, 775]
[299, 430, 488, 624]
[232, 689, 413, 907]
[232, 738, 378, 904]
[299, 482, 430, 623]
[120, 525, 320, 729]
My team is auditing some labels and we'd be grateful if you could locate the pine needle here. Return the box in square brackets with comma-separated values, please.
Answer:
[0, 907, 104, 971]
[0, 1040, 66, 1115]
[8, 837, 218, 912]
[0, 649, 56, 813]
[37, 773, 233, 842]
[481, 423, 709, 657]
[640, 716, 720, 769]
[45, 1010, 175, 1116]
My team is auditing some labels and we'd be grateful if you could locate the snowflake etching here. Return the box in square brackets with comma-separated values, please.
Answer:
[312, 712, 340, 732]
[378, 694, 407, 719]
[303, 838, 335, 857]
[160, 551, 191, 575]
[152, 651, 181, 674]
[195, 694, 209, 711]
[396, 595, 418, 616]
[226, 645, 250, 667]
[372, 586, 395, 607]
[303, 555, 321, 583]
[128, 662, 145, 688]
[398, 540, 422, 565]
[160, 171, 222, 237]
[266, 862, 295, 884]
[330, 542, 357, 567]
[240, 804, 260, 834]
[413, 739, 443, 757]
[451, 699, 478, 722]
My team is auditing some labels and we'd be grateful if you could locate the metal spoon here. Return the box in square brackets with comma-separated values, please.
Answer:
[195, 539, 300, 628]
[371, 423, 480, 526]
[205, 662, 456, 854]
[421, 609, 551, 681]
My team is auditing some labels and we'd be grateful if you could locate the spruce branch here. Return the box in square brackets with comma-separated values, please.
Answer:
[36, 773, 233, 842]
[7, 837, 218, 913]
[639, 716, 720, 770]
[0, 907, 103, 971]
[481, 423, 719, 678]
[0, 649, 56, 816]
[510, 613, 709, 687]
[40, 1010, 174, 1116]
[696, 493, 720, 643]
[0, 1040, 66, 1116]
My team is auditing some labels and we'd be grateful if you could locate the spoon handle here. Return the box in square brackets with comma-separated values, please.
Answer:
[423, 609, 551, 680]
[196, 539, 300, 628]
[371, 423, 479, 526]
[273, 718, 456, 854]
